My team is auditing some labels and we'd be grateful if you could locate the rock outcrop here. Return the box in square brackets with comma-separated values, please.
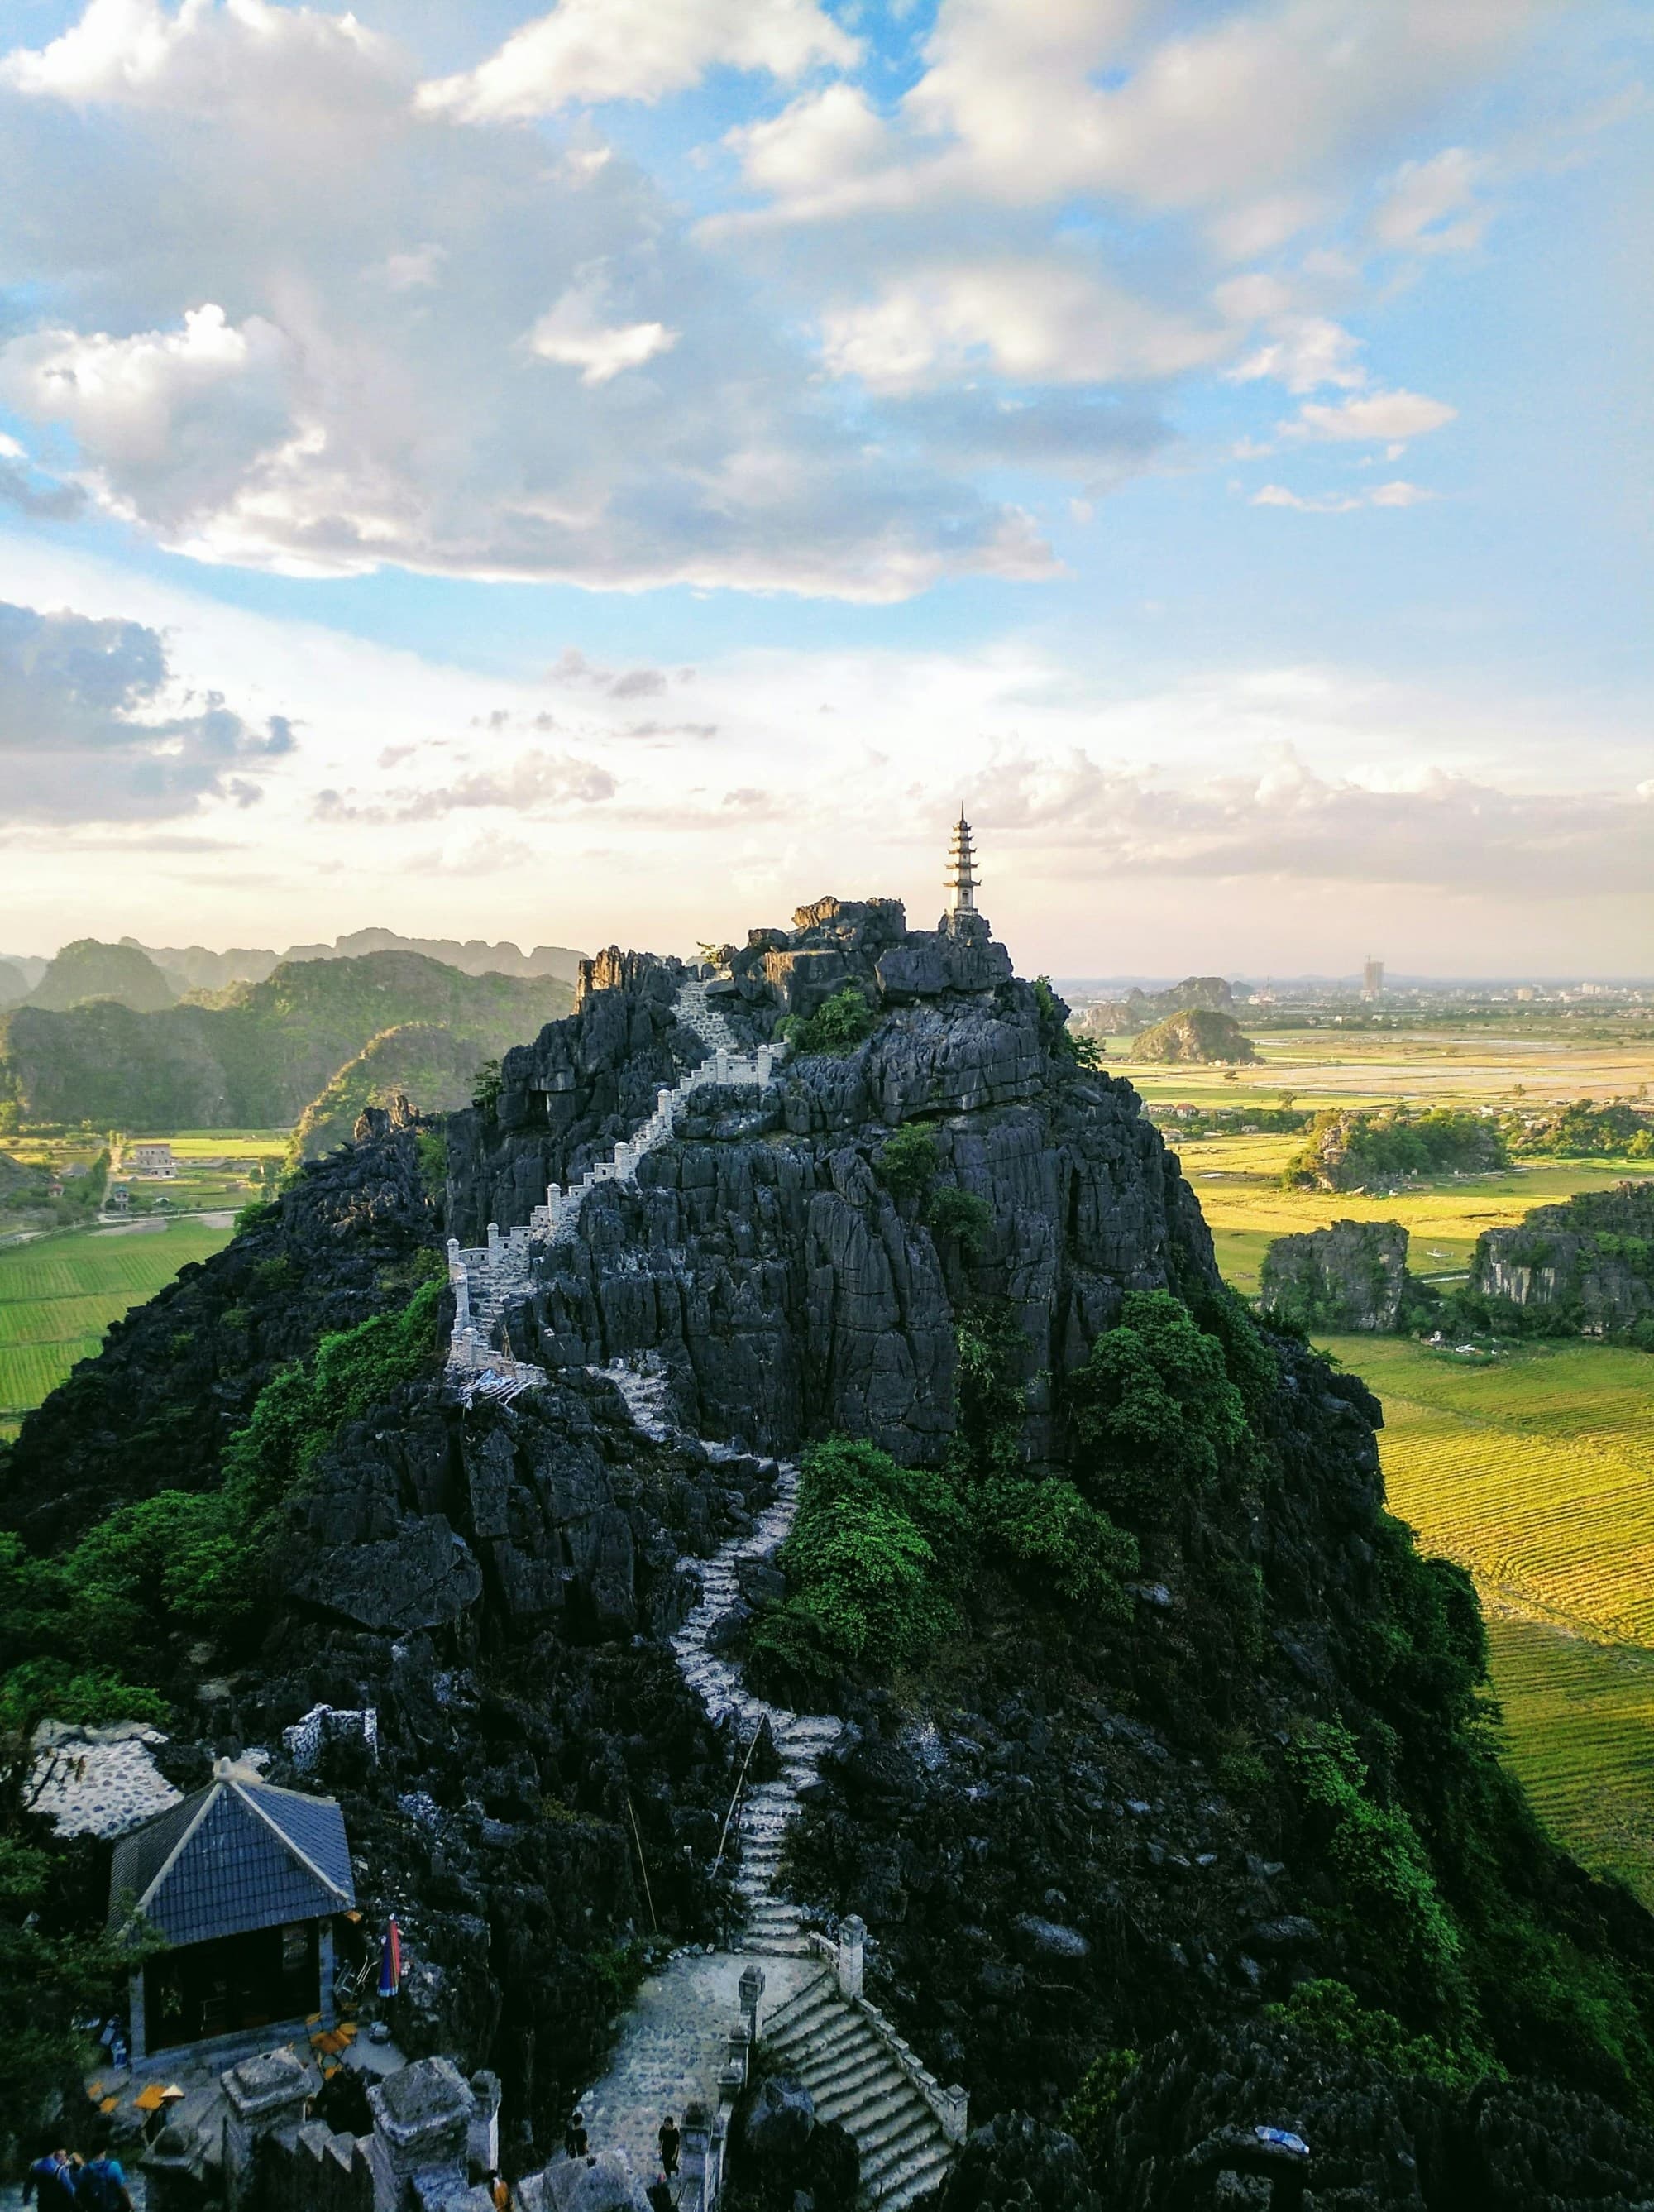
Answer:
[1470, 1180, 1654, 1340]
[1260, 1219, 1408, 1332]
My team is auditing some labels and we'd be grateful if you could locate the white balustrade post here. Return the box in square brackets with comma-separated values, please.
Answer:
[487, 1221, 502, 1257]
[836, 1914, 865, 1999]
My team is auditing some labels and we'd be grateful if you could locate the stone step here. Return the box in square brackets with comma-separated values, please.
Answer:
[863, 2114, 949, 2194]
[796, 2033, 896, 2101]
[845, 2092, 936, 2162]
[872, 2138, 955, 2211]
[768, 2008, 870, 2071]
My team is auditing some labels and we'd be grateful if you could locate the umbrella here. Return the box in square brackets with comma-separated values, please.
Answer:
[378, 1915, 403, 1999]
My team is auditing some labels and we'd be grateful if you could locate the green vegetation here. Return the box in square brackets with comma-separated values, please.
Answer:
[25, 938, 178, 1014]
[1131, 1008, 1260, 1065]
[777, 985, 877, 1056]
[1068, 1289, 1250, 1526]
[1508, 1099, 1654, 1159]
[1063, 2047, 1140, 2162]
[1284, 1106, 1508, 1192]
[875, 1123, 939, 1199]
[748, 1437, 965, 1681]
[45, 1274, 442, 1665]
[1266, 1979, 1489, 2092]
[289, 1022, 487, 1159]
[0, 950, 572, 1129]
[0, 1219, 235, 1437]
[874, 1124, 994, 1253]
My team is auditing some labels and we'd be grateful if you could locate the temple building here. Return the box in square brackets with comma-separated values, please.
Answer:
[108, 1759, 355, 2061]
[944, 807, 979, 919]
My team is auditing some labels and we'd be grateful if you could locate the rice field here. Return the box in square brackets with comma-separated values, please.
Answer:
[1316, 1333, 1654, 1899]
[0, 1217, 233, 1436]
[1179, 1132, 1643, 1294]
[1484, 1617, 1654, 1903]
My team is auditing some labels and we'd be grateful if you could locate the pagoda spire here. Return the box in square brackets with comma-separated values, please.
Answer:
[944, 806, 979, 917]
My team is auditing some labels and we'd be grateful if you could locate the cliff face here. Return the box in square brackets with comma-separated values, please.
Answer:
[1260, 1219, 1408, 1332]
[448, 898, 1207, 1466]
[1472, 1180, 1654, 1339]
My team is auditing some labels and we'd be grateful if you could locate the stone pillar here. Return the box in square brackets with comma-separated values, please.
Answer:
[547, 1182, 561, 1207]
[487, 1222, 502, 1257]
[318, 1920, 336, 2028]
[221, 2047, 323, 2206]
[757, 1046, 773, 1085]
[447, 1236, 461, 1266]
[681, 2101, 710, 2212]
[468, 2071, 502, 2177]
[724, 2018, 751, 2092]
[366, 2056, 472, 2211]
[127, 1969, 146, 2064]
[937, 2084, 970, 2144]
[835, 1915, 865, 2000]
[739, 1964, 765, 2042]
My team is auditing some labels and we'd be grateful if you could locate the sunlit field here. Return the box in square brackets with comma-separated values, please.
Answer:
[0, 1205, 243, 1437]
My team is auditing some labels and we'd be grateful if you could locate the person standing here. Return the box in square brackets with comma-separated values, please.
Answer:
[22, 2147, 77, 2209]
[564, 2109, 589, 2161]
[74, 2151, 132, 2212]
[658, 2114, 681, 2180]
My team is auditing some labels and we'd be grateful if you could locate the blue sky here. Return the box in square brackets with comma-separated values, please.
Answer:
[0, 0, 1648, 975]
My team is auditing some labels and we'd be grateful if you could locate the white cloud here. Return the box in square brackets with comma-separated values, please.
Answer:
[1253, 479, 1436, 511]
[1288, 389, 1457, 442]
[1374, 146, 1490, 254]
[418, 0, 858, 122]
[1226, 314, 1367, 394]
[724, 0, 1539, 229]
[820, 258, 1229, 392]
[0, 0, 1045, 598]
[527, 277, 678, 384]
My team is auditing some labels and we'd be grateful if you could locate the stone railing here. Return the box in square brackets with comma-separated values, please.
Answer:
[445, 993, 784, 1388]
[807, 1920, 970, 2146]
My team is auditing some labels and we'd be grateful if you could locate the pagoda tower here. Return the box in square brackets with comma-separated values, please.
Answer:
[944, 807, 979, 918]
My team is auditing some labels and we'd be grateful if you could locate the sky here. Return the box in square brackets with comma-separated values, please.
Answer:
[0, 0, 1649, 979]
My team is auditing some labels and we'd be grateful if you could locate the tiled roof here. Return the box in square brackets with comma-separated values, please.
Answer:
[108, 1771, 354, 1946]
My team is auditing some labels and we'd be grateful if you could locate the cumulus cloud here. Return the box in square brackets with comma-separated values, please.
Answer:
[821, 257, 1229, 392]
[969, 748, 1654, 898]
[0, 596, 294, 821]
[1374, 146, 1490, 254]
[1226, 315, 1367, 394]
[1287, 390, 1457, 442]
[723, 0, 1538, 229]
[527, 274, 679, 384]
[418, 0, 857, 122]
[0, 0, 1047, 599]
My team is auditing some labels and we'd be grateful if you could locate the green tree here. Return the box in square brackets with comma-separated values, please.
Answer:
[1068, 1290, 1249, 1524]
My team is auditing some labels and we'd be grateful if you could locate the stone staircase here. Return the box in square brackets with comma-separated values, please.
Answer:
[445, 974, 781, 1396]
[760, 1970, 958, 2211]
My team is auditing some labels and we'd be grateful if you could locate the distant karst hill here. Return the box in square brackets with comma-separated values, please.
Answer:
[1131, 1007, 1260, 1065]
[126, 927, 586, 994]
[0, 959, 26, 1008]
[0, 950, 574, 1129]
[289, 1022, 495, 1159]
[25, 938, 180, 1013]
[1077, 974, 1235, 1036]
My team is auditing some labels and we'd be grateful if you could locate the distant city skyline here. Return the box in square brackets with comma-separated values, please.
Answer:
[0, 0, 1648, 974]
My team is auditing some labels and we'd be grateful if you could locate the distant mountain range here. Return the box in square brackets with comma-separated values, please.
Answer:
[0, 950, 574, 1130]
[0, 928, 585, 1008]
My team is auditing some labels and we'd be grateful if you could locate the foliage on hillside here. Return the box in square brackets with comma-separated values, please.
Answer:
[777, 985, 877, 1056]
[290, 1022, 496, 1160]
[0, 951, 573, 1129]
[25, 939, 179, 1014]
[1507, 1098, 1654, 1159]
[1284, 1105, 1508, 1191]
[0, 960, 26, 1009]
[1131, 1008, 1260, 1065]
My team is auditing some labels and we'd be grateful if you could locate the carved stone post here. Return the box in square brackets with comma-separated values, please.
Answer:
[836, 1914, 865, 1999]
[739, 1963, 766, 2042]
